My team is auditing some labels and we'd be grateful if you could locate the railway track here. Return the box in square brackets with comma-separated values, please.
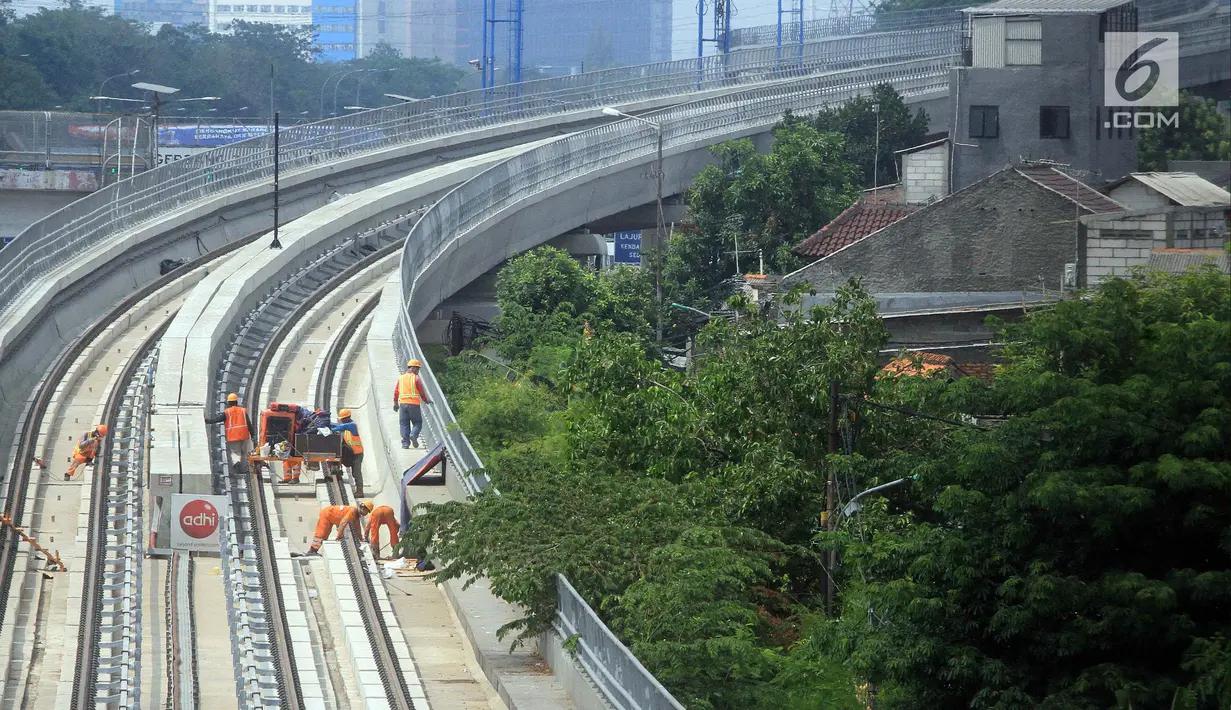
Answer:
[0, 233, 266, 709]
[210, 220, 412, 708]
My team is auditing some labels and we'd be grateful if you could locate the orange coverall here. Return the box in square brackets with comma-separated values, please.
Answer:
[365, 505, 399, 558]
[308, 505, 361, 552]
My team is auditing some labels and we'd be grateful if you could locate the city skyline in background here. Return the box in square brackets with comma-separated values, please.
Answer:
[8, 0, 849, 70]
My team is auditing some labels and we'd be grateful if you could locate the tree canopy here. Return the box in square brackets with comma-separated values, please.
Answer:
[0, 6, 463, 114]
[804, 82, 931, 189]
[421, 256, 1231, 709]
[1139, 92, 1231, 171]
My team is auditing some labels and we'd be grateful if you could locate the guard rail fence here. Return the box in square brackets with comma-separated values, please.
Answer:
[0, 25, 958, 323]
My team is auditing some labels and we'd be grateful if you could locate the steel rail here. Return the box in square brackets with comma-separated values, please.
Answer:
[167, 550, 198, 710]
[215, 237, 403, 708]
[314, 289, 411, 708]
[0, 231, 263, 631]
[70, 315, 172, 710]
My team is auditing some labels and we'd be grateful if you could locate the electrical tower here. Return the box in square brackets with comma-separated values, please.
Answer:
[829, 0, 873, 18]
[777, 0, 805, 59]
[697, 0, 734, 58]
[482, 0, 524, 89]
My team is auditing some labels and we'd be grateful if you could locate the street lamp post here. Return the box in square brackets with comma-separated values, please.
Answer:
[332, 68, 393, 117]
[603, 106, 665, 343]
[97, 70, 140, 113]
[354, 68, 394, 106]
[319, 68, 351, 118]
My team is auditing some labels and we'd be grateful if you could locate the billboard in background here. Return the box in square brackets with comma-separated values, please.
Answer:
[0, 168, 98, 191]
[613, 230, 642, 265]
[155, 146, 213, 166]
[170, 494, 228, 552]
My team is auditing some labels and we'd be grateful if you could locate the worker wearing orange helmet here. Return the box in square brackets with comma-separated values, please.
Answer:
[364, 501, 398, 560]
[331, 408, 365, 496]
[64, 424, 109, 481]
[305, 500, 373, 555]
[393, 358, 432, 449]
[204, 393, 254, 470]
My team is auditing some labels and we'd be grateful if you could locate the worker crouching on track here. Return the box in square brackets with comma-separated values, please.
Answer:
[64, 424, 108, 481]
[365, 502, 398, 560]
[305, 500, 373, 555]
[205, 393, 254, 470]
[332, 408, 365, 496]
[394, 359, 432, 449]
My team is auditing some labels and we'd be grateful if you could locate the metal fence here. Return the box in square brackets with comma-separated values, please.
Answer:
[0, 26, 956, 322]
[730, 6, 963, 49]
[0, 111, 153, 167]
[391, 56, 955, 710]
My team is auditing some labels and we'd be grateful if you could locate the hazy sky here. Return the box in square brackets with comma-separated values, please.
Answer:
[671, 0, 832, 59]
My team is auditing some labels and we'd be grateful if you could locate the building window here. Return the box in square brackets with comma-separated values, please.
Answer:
[246, 4, 256, 10]
[260, 4, 270, 10]
[1004, 18, 1042, 65]
[217, 3, 229, 9]
[377, 0, 385, 13]
[969, 105, 999, 139]
[1040, 106, 1070, 139]
[274, 4, 284, 11]
[378, 19, 386, 32]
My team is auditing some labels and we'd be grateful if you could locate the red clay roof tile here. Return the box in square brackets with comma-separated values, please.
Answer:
[1015, 166, 1125, 214]
[793, 187, 920, 259]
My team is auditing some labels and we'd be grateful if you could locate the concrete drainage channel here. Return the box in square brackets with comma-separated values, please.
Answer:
[211, 216, 410, 708]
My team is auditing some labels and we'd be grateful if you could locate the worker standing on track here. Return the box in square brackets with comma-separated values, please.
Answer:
[364, 502, 398, 560]
[205, 393, 254, 470]
[393, 359, 433, 449]
[63, 424, 108, 481]
[305, 500, 373, 555]
[332, 408, 366, 496]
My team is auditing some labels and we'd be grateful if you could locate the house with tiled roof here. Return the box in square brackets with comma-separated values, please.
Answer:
[793, 139, 950, 262]
[782, 163, 1126, 298]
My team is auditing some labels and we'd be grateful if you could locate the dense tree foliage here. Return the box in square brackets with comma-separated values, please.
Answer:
[675, 121, 859, 301]
[1139, 92, 1231, 171]
[0, 5, 463, 113]
[424, 253, 1230, 708]
[831, 267, 1231, 709]
[803, 82, 931, 189]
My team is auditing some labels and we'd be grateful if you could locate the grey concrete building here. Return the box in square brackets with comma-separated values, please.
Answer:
[358, 0, 411, 58]
[781, 164, 1126, 297]
[949, 0, 1141, 191]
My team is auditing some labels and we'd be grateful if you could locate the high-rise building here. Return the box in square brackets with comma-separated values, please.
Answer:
[313, 0, 359, 61]
[211, 2, 314, 34]
[356, 0, 412, 58]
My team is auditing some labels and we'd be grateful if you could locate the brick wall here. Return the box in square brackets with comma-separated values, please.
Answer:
[903, 144, 949, 203]
[781, 169, 1080, 294]
[1084, 208, 1230, 283]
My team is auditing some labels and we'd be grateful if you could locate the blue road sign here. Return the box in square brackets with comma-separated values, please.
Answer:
[613, 230, 642, 265]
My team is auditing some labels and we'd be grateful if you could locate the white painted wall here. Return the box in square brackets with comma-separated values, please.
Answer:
[903, 144, 949, 203]
[1107, 181, 1170, 210]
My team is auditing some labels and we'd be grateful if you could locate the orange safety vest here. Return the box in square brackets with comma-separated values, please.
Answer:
[365, 505, 397, 536]
[73, 435, 99, 460]
[319, 504, 360, 527]
[342, 429, 364, 454]
[396, 372, 421, 405]
[224, 405, 250, 442]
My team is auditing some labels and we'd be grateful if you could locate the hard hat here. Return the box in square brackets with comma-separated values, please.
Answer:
[407, 359, 421, 368]
[338, 408, 351, 419]
[96, 424, 109, 436]
[227, 393, 239, 402]
[361, 499, 375, 513]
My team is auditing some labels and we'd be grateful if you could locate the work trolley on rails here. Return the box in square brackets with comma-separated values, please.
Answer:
[248, 402, 346, 484]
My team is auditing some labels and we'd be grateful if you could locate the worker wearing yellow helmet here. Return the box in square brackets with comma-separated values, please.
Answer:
[393, 358, 432, 449]
[64, 424, 109, 481]
[331, 407, 366, 496]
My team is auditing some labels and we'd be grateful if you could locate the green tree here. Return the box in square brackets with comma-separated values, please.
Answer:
[806, 83, 930, 188]
[681, 122, 859, 296]
[1139, 92, 1231, 171]
[831, 267, 1231, 709]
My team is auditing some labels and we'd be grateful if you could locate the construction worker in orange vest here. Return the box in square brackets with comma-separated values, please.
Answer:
[331, 408, 365, 496]
[205, 393, 254, 470]
[64, 424, 108, 481]
[393, 359, 432, 449]
[304, 500, 373, 555]
[364, 502, 399, 560]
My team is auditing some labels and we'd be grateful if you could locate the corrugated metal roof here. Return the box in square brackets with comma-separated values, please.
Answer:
[1118, 172, 1231, 207]
[965, 0, 1130, 14]
[1147, 249, 1231, 274]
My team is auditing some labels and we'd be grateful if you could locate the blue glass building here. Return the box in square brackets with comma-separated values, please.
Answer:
[313, 0, 358, 62]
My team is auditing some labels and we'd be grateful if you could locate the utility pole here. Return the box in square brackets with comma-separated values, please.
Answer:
[655, 127, 664, 344]
[271, 111, 282, 249]
[825, 379, 839, 615]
